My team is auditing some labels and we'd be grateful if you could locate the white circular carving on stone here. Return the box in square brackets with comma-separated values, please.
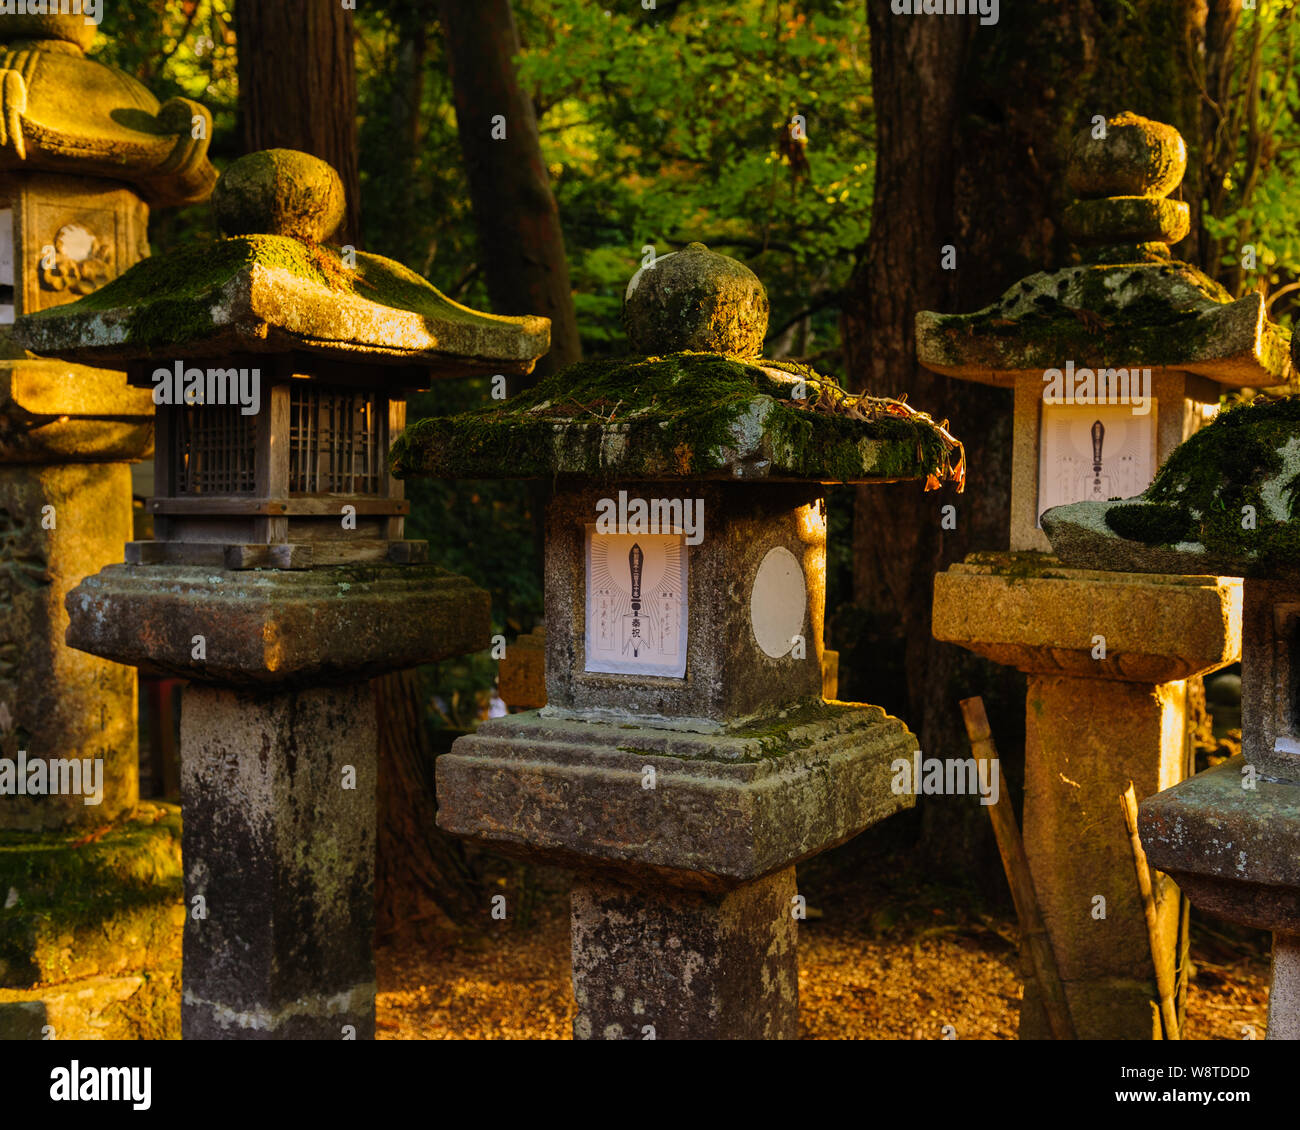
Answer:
[56, 224, 95, 263]
[750, 546, 806, 659]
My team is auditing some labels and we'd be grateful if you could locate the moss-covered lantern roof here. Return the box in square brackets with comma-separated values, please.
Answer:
[391, 244, 966, 486]
[1041, 383, 1300, 581]
[915, 113, 1292, 389]
[0, 14, 216, 207]
[13, 149, 551, 378]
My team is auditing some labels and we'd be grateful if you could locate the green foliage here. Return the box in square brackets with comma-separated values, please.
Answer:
[514, 0, 873, 354]
[94, 0, 239, 256]
[1199, 1, 1300, 329]
[354, 0, 872, 358]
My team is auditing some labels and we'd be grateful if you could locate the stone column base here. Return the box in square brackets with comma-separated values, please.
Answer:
[1020, 673, 1184, 1040]
[571, 868, 799, 1040]
[933, 553, 1239, 1040]
[1021, 971, 1160, 1042]
[1269, 934, 1300, 1040]
[0, 802, 182, 1039]
[181, 682, 377, 1040]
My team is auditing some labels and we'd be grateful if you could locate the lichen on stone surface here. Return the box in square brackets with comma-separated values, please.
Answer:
[391, 352, 966, 486]
[916, 258, 1272, 376]
[622, 243, 769, 357]
[213, 150, 346, 243]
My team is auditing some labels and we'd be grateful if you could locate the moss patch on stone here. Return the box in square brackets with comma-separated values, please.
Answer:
[0, 803, 182, 988]
[213, 149, 345, 243]
[917, 259, 1290, 383]
[1105, 502, 1194, 545]
[392, 353, 963, 485]
[615, 698, 886, 762]
[962, 549, 1073, 584]
[1102, 395, 1300, 574]
[20, 234, 501, 350]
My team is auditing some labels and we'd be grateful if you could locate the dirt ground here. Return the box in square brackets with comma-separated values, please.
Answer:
[376, 849, 1270, 1041]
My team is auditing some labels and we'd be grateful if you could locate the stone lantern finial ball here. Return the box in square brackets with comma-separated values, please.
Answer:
[623, 243, 769, 357]
[0, 12, 98, 52]
[213, 150, 347, 243]
[1066, 112, 1187, 200]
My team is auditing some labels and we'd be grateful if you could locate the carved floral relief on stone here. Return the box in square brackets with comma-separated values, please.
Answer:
[39, 222, 113, 295]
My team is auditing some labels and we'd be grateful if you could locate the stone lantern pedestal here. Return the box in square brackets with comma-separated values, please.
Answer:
[919, 113, 1291, 1039]
[0, 15, 215, 1039]
[394, 244, 967, 1038]
[1044, 393, 1300, 1039]
[65, 563, 490, 1037]
[16, 150, 550, 1038]
[933, 558, 1239, 1037]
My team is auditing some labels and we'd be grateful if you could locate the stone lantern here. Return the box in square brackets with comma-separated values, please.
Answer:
[14, 149, 550, 1039]
[1041, 389, 1300, 1039]
[0, 13, 215, 1037]
[917, 113, 1292, 1040]
[391, 243, 966, 1039]
[0, 12, 215, 326]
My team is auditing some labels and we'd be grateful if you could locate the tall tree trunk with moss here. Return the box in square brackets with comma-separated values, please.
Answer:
[841, 0, 1207, 880]
[234, 0, 363, 246]
[437, 0, 581, 383]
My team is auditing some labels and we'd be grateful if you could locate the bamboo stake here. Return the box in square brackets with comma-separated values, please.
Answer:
[1120, 781, 1180, 1040]
[960, 697, 1076, 1040]
[1175, 891, 1191, 1027]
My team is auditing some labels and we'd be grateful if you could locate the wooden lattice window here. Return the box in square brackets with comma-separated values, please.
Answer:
[289, 387, 381, 495]
[174, 405, 257, 494]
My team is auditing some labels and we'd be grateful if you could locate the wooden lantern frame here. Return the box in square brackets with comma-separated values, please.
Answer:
[123, 354, 428, 570]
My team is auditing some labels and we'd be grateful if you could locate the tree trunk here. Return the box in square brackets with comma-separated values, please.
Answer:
[843, 0, 1207, 879]
[373, 670, 483, 938]
[1199, 0, 1241, 280]
[234, 0, 363, 246]
[436, 0, 582, 383]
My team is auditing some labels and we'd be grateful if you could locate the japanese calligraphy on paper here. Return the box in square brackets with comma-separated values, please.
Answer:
[1037, 402, 1157, 525]
[585, 527, 687, 677]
